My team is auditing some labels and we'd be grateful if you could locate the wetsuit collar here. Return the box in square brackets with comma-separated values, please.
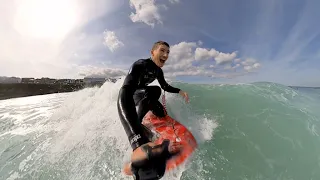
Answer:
[149, 57, 158, 67]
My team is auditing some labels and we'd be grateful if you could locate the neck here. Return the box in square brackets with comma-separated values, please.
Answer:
[150, 57, 160, 68]
[150, 57, 156, 64]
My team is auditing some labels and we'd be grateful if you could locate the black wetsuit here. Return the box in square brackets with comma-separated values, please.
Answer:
[117, 58, 180, 179]
[117, 58, 180, 149]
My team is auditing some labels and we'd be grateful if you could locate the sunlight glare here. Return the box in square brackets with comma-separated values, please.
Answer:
[14, 0, 78, 39]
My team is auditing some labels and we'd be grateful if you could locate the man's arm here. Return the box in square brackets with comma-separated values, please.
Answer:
[157, 69, 180, 93]
[157, 69, 189, 103]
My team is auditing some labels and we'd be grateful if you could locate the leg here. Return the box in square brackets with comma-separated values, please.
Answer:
[146, 86, 166, 117]
[117, 86, 150, 150]
[134, 86, 166, 123]
[118, 86, 179, 179]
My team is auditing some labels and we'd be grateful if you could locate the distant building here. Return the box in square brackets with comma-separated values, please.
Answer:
[56, 79, 73, 84]
[75, 79, 84, 84]
[2, 76, 115, 86]
[34, 77, 56, 84]
[0, 76, 21, 83]
[21, 78, 35, 84]
[83, 77, 106, 86]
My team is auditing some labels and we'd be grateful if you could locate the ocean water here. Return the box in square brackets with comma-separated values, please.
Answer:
[0, 79, 319, 180]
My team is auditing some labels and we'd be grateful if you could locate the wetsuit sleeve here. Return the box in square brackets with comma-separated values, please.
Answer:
[157, 69, 180, 93]
[117, 61, 150, 150]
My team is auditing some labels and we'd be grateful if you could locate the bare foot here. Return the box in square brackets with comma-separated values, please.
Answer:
[123, 142, 156, 176]
[130, 142, 156, 162]
[122, 141, 182, 175]
[168, 141, 183, 154]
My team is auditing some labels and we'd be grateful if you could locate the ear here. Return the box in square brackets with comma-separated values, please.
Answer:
[150, 50, 154, 56]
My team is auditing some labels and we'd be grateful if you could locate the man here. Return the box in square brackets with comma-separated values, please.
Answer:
[117, 41, 189, 180]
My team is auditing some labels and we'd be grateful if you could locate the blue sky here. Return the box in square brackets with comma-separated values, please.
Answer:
[1, 0, 320, 86]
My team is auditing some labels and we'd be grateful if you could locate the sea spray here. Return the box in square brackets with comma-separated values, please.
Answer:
[1, 80, 319, 180]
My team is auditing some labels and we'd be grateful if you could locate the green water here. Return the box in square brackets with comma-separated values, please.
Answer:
[172, 82, 320, 180]
[0, 81, 320, 180]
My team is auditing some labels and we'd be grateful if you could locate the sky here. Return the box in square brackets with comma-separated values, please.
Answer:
[1, 0, 320, 86]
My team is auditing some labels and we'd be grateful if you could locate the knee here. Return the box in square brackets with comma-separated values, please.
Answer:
[150, 86, 161, 99]
[152, 102, 165, 117]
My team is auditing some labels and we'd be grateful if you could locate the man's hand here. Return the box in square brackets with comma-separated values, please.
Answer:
[179, 90, 189, 103]
[168, 141, 183, 154]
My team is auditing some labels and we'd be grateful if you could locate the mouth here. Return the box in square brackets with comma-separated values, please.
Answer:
[160, 58, 166, 64]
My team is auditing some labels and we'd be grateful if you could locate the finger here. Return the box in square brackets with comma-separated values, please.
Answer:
[171, 142, 181, 146]
[171, 142, 183, 149]
[169, 146, 181, 153]
[172, 144, 183, 150]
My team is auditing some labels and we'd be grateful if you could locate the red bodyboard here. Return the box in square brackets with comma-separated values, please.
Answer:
[142, 111, 198, 171]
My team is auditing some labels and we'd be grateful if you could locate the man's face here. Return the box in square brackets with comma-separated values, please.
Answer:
[151, 44, 170, 68]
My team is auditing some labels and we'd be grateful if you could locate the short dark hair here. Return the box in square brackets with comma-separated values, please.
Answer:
[152, 41, 170, 51]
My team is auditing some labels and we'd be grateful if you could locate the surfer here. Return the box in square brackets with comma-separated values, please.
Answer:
[117, 41, 189, 179]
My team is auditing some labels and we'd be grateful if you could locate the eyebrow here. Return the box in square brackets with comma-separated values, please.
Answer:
[161, 47, 170, 53]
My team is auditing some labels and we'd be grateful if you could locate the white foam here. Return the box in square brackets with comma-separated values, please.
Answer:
[155, 79, 219, 144]
[147, 80, 219, 179]
[1, 77, 219, 180]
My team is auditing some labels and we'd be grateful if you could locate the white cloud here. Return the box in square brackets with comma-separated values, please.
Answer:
[195, 48, 237, 64]
[79, 66, 126, 78]
[162, 41, 261, 79]
[129, 0, 179, 27]
[129, 0, 162, 27]
[215, 51, 237, 65]
[103, 30, 124, 52]
[195, 48, 218, 61]
[166, 42, 198, 70]
[233, 64, 241, 69]
[241, 58, 256, 66]
[234, 58, 241, 63]
[241, 58, 261, 72]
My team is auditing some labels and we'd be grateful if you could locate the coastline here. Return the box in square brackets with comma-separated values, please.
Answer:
[0, 82, 104, 100]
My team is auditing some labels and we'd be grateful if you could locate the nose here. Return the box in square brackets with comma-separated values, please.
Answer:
[163, 53, 168, 58]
